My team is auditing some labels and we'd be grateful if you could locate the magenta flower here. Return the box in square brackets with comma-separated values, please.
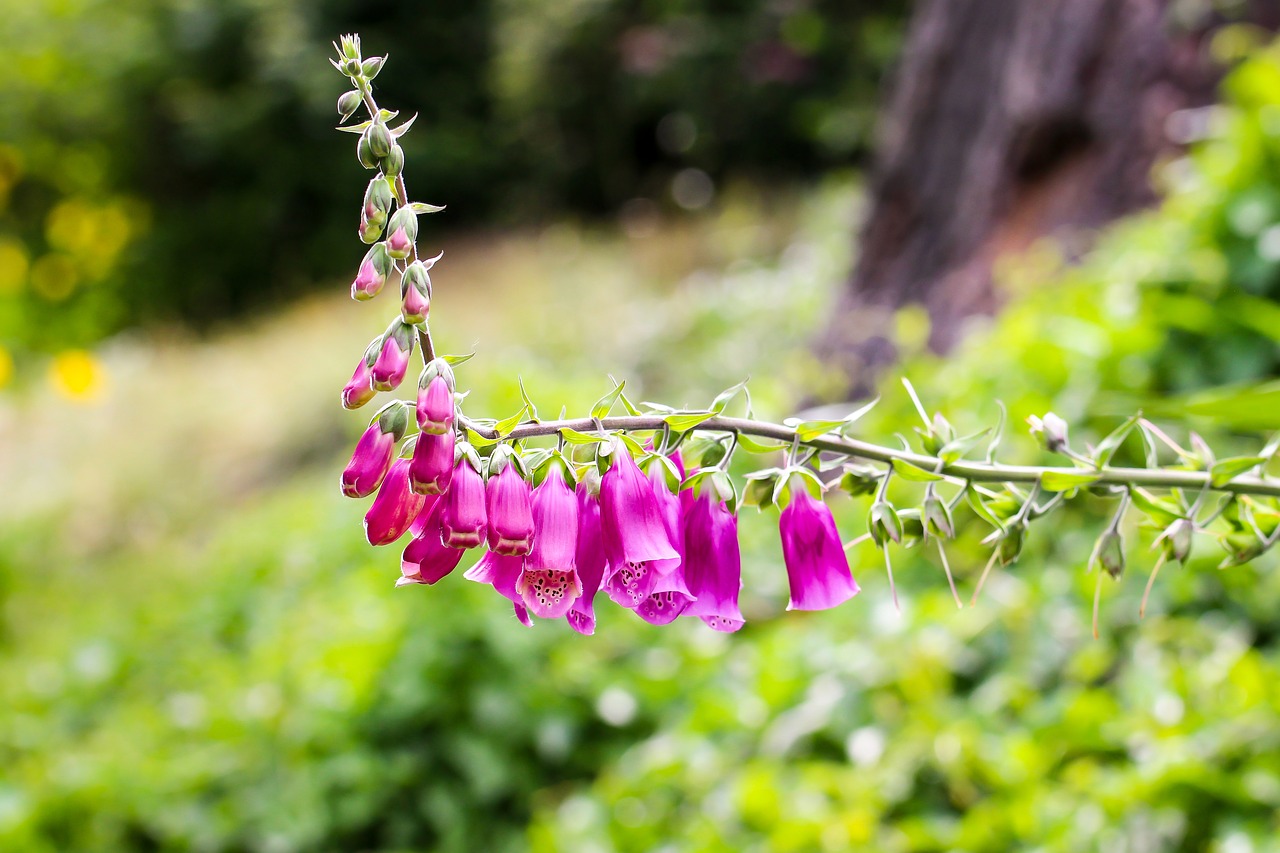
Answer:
[441, 449, 487, 549]
[398, 498, 465, 586]
[365, 458, 428, 546]
[371, 321, 416, 392]
[518, 463, 581, 618]
[600, 445, 681, 607]
[682, 489, 745, 632]
[340, 403, 408, 498]
[341, 349, 377, 410]
[415, 361, 455, 434]
[636, 577, 692, 625]
[409, 429, 455, 496]
[402, 277, 430, 324]
[568, 481, 606, 635]
[486, 449, 535, 556]
[779, 488, 860, 611]
[463, 550, 530, 612]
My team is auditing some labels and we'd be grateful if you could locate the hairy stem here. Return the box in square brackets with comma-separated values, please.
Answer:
[460, 414, 1280, 498]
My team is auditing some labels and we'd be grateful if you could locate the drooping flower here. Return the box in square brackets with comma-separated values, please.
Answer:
[365, 458, 428, 546]
[398, 497, 465, 586]
[341, 344, 378, 410]
[464, 550, 533, 627]
[340, 402, 408, 498]
[682, 487, 745, 632]
[371, 320, 416, 392]
[408, 428, 455, 496]
[568, 478, 606, 636]
[486, 447, 535, 557]
[517, 462, 581, 618]
[600, 444, 681, 607]
[779, 486, 860, 611]
[383, 207, 418, 259]
[440, 446, 487, 548]
[415, 359, 455, 434]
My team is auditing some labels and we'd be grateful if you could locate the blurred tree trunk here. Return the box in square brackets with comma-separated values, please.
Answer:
[819, 0, 1274, 392]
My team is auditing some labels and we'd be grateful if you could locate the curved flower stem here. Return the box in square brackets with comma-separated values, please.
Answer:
[460, 414, 1280, 499]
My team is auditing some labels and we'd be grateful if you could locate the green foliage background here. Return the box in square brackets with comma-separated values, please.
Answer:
[1, 13, 1280, 853]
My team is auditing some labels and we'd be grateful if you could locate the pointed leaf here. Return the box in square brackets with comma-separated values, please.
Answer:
[737, 433, 787, 453]
[494, 406, 530, 438]
[1210, 456, 1267, 487]
[441, 352, 474, 366]
[408, 202, 447, 214]
[559, 427, 607, 445]
[518, 377, 539, 422]
[335, 120, 374, 134]
[836, 397, 880, 434]
[966, 484, 1005, 532]
[1093, 413, 1140, 468]
[986, 400, 1007, 463]
[391, 113, 418, 137]
[664, 411, 717, 431]
[938, 428, 993, 464]
[891, 458, 944, 482]
[795, 419, 845, 442]
[1040, 470, 1101, 492]
[1130, 488, 1184, 526]
[590, 381, 626, 420]
[711, 379, 750, 414]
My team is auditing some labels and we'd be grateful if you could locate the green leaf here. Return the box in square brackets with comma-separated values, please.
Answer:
[664, 411, 717, 431]
[466, 428, 501, 448]
[1143, 380, 1280, 431]
[1210, 456, 1267, 487]
[441, 352, 474, 366]
[390, 113, 418, 138]
[408, 202, 446, 214]
[559, 427, 607, 444]
[891, 458, 944, 482]
[737, 433, 787, 453]
[590, 381, 626, 420]
[335, 120, 373, 134]
[938, 428, 993, 464]
[710, 379, 749, 414]
[1039, 470, 1101, 492]
[1130, 488, 1184, 526]
[836, 397, 880, 434]
[616, 432, 646, 457]
[517, 377, 539, 422]
[494, 406, 530, 438]
[795, 419, 845, 442]
[618, 391, 642, 417]
[965, 485, 1005, 532]
[640, 401, 677, 414]
[1092, 413, 1140, 468]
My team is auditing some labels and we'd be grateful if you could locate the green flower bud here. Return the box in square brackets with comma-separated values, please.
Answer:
[357, 134, 378, 169]
[922, 493, 955, 540]
[337, 90, 362, 122]
[1094, 529, 1125, 579]
[382, 144, 405, 178]
[1028, 412, 1069, 454]
[359, 216, 384, 244]
[839, 463, 880, 498]
[339, 33, 362, 61]
[1161, 518, 1194, 563]
[868, 500, 902, 546]
[361, 56, 385, 79]
[367, 123, 393, 159]
[997, 523, 1026, 566]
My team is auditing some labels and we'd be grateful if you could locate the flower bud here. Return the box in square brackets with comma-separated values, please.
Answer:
[868, 500, 903, 546]
[384, 207, 418, 259]
[363, 176, 393, 221]
[1094, 528, 1125, 579]
[486, 447, 535, 556]
[1162, 518, 1194, 563]
[1028, 412, 1070, 453]
[382, 144, 405, 178]
[350, 243, 391, 300]
[341, 342, 379, 409]
[409, 428, 455, 496]
[339, 33, 361, 61]
[371, 320, 416, 392]
[997, 523, 1026, 566]
[364, 458, 427, 547]
[839, 463, 881, 498]
[337, 90, 362, 121]
[922, 493, 954, 540]
[358, 216, 384, 244]
[361, 56, 385, 79]
[441, 447, 487, 549]
[401, 260, 432, 324]
[416, 359, 455, 434]
[357, 133, 378, 169]
[367, 123, 393, 159]
[341, 402, 409, 498]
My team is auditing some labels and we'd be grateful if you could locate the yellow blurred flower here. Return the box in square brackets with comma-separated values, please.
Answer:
[0, 346, 12, 389]
[0, 238, 28, 295]
[30, 253, 78, 301]
[49, 350, 107, 402]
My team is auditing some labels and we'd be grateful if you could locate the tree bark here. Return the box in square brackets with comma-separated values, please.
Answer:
[818, 0, 1275, 393]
